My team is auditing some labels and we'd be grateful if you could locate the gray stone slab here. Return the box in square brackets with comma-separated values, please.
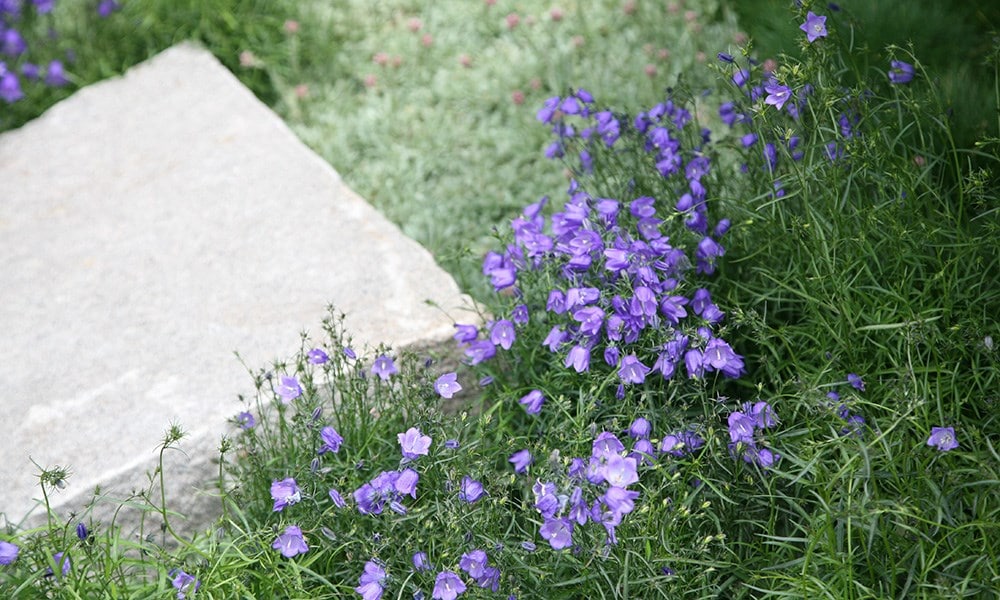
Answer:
[0, 43, 475, 534]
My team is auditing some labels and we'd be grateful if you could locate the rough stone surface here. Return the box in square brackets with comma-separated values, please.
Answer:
[0, 43, 475, 534]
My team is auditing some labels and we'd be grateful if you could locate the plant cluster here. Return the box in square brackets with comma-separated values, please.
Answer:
[2, 2, 998, 599]
[1, 0, 119, 106]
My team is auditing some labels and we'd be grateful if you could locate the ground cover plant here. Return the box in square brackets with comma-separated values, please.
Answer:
[2, 0, 999, 598]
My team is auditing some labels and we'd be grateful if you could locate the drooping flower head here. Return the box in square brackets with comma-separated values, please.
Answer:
[318, 426, 344, 454]
[459, 476, 485, 503]
[170, 569, 201, 599]
[601, 454, 639, 488]
[44, 60, 69, 87]
[1, 29, 27, 57]
[660, 430, 704, 457]
[628, 417, 651, 439]
[539, 517, 573, 550]
[727, 411, 756, 443]
[888, 60, 915, 84]
[509, 449, 533, 473]
[490, 319, 517, 350]
[847, 373, 865, 391]
[0, 69, 24, 104]
[413, 551, 432, 572]
[618, 354, 650, 385]
[307, 348, 329, 364]
[270, 478, 302, 512]
[329, 488, 347, 508]
[518, 389, 545, 414]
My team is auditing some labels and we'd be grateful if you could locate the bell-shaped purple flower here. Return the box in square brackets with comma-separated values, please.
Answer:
[272, 526, 308, 558]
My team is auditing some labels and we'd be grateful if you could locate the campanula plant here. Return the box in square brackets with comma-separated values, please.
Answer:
[2, 2, 997, 599]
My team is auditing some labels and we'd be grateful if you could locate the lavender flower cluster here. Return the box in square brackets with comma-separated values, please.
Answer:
[255, 362, 513, 600]
[526, 429, 646, 550]
[717, 8, 917, 197]
[456, 89, 747, 399]
[0, 0, 120, 105]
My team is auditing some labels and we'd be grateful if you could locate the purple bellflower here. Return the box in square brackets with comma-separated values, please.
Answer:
[519, 389, 545, 414]
[0, 541, 18, 565]
[799, 11, 828, 43]
[371, 355, 398, 381]
[329, 488, 347, 508]
[318, 426, 344, 454]
[273, 525, 308, 558]
[764, 82, 793, 111]
[539, 517, 573, 550]
[398, 427, 432, 459]
[509, 449, 533, 473]
[435, 372, 462, 399]
[275, 376, 302, 403]
[44, 60, 69, 87]
[459, 476, 485, 503]
[432, 570, 467, 600]
[170, 569, 201, 599]
[307, 348, 329, 364]
[927, 426, 958, 452]
[888, 60, 915, 84]
[236, 410, 255, 430]
[355, 560, 387, 600]
[271, 478, 302, 511]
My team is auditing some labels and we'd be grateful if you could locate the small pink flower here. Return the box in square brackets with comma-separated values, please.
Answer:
[505, 12, 520, 29]
[695, 51, 707, 63]
[550, 7, 564, 21]
[763, 58, 778, 73]
[363, 73, 378, 88]
[294, 84, 309, 98]
[667, 2, 681, 14]
[484, 0, 496, 6]
[391, 55, 403, 68]
[459, 53, 472, 68]
[529, 77, 541, 90]
[283, 19, 300, 34]
[572, 35, 585, 48]
[511, 89, 525, 105]
[622, 0, 637, 15]
[657, 48, 670, 61]
[421, 33, 434, 47]
[644, 63, 657, 78]
[239, 50, 259, 68]
[734, 31, 748, 44]
[373, 52, 389, 66]
[407, 17, 422, 32]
